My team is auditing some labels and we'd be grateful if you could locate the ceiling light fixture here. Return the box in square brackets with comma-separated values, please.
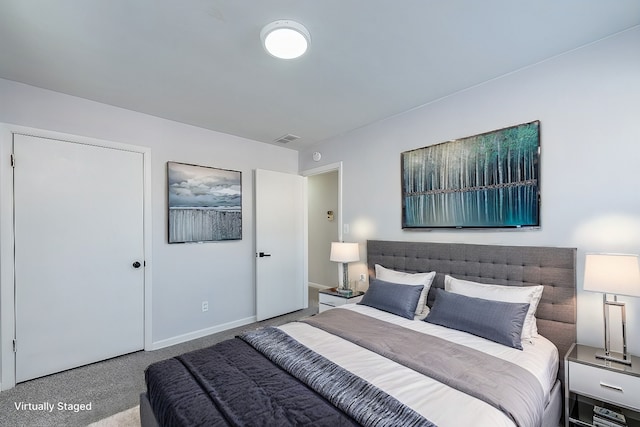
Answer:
[261, 20, 310, 59]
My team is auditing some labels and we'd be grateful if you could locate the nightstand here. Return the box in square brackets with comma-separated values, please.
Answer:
[318, 288, 364, 313]
[565, 343, 640, 427]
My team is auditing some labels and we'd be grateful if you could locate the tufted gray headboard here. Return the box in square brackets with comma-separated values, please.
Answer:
[367, 240, 576, 384]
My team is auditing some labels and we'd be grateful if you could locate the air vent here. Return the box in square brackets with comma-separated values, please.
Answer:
[274, 134, 300, 144]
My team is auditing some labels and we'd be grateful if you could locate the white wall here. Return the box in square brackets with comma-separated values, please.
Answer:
[0, 78, 298, 352]
[300, 27, 640, 355]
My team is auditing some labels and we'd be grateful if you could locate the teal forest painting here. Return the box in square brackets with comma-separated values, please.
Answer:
[168, 162, 242, 243]
[402, 121, 540, 228]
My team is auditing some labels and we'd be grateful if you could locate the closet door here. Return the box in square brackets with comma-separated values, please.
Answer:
[14, 134, 145, 382]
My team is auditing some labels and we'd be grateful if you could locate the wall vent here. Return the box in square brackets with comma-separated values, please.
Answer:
[274, 134, 300, 144]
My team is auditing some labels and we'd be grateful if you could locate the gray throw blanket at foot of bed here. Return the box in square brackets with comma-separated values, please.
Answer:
[240, 327, 436, 427]
[145, 338, 362, 426]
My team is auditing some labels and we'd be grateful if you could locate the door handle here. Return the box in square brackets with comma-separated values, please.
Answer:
[258, 252, 271, 258]
[132, 261, 142, 268]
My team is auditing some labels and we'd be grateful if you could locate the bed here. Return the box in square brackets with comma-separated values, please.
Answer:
[141, 240, 576, 427]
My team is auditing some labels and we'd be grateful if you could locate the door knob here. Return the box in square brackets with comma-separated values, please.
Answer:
[132, 261, 142, 268]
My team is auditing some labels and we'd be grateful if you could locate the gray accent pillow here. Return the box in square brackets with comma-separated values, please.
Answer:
[424, 289, 530, 350]
[358, 278, 424, 319]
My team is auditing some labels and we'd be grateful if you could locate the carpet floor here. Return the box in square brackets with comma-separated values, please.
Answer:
[87, 406, 139, 427]
[0, 288, 319, 427]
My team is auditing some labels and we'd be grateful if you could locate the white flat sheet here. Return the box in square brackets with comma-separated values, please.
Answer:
[278, 304, 559, 427]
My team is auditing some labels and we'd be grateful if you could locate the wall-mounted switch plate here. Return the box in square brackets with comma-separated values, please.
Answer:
[202, 301, 208, 312]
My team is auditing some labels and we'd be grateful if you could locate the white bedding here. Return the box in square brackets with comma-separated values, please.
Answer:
[278, 303, 559, 427]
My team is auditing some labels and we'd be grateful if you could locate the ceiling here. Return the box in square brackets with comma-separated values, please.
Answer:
[1, 1, 639, 150]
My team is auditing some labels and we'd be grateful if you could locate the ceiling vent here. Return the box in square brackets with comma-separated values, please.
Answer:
[274, 134, 300, 144]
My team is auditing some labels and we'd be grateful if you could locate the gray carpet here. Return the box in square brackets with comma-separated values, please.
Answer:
[0, 288, 319, 427]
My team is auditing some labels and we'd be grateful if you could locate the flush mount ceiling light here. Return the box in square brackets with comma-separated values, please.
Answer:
[261, 20, 310, 59]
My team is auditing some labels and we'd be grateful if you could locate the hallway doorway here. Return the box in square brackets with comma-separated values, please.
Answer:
[303, 163, 342, 289]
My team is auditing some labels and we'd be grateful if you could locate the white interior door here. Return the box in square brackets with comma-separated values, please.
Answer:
[14, 134, 145, 382]
[255, 169, 307, 321]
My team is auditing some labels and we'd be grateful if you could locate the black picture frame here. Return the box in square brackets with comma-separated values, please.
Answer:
[401, 121, 540, 229]
[167, 161, 242, 243]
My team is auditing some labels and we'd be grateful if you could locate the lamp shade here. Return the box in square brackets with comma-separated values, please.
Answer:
[584, 253, 640, 297]
[329, 242, 359, 263]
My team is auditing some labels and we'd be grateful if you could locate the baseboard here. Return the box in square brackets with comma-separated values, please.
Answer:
[149, 286, 323, 351]
[308, 282, 331, 289]
[149, 316, 257, 350]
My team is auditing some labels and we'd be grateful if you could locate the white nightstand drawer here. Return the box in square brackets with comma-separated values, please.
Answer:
[318, 291, 364, 313]
[569, 361, 640, 411]
[320, 294, 350, 307]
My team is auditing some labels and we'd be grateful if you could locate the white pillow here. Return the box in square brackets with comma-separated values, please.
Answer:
[444, 275, 543, 339]
[375, 264, 436, 319]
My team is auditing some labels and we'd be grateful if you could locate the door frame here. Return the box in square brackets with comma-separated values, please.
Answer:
[0, 124, 153, 391]
[301, 162, 344, 287]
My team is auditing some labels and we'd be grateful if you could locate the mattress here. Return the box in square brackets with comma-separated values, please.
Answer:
[279, 304, 559, 427]
[144, 304, 559, 427]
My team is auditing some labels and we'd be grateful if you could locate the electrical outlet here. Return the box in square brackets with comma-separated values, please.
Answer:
[202, 301, 208, 312]
[359, 274, 366, 282]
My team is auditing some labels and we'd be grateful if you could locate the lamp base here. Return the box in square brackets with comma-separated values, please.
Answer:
[595, 350, 632, 366]
[341, 262, 350, 292]
[337, 288, 353, 297]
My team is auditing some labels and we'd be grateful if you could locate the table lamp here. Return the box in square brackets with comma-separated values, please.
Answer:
[330, 242, 359, 292]
[583, 253, 640, 366]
